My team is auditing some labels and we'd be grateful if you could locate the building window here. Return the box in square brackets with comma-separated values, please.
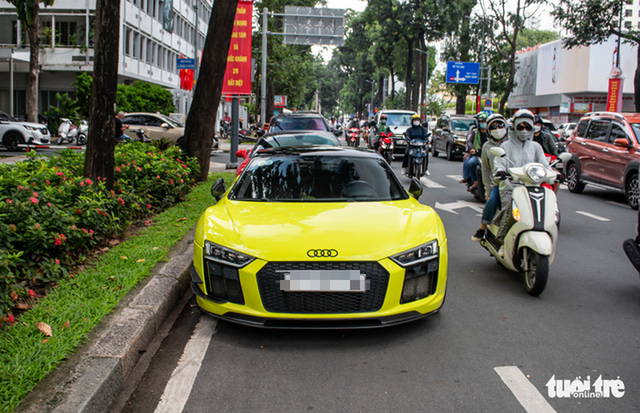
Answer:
[133, 32, 140, 59]
[125, 28, 131, 56]
[625, 21, 632, 29]
[625, 9, 633, 17]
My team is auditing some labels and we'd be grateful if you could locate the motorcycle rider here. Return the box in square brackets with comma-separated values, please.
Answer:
[493, 109, 561, 253]
[402, 114, 430, 176]
[373, 113, 391, 152]
[532, 115, 559, 157]
[461, 112, 489, 191]
[471, 114, 508, 242]
[348, 116, 360, 130]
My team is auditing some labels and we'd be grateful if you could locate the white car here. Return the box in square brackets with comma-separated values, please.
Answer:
[368, 109, 419, 153]
[0, 111, 50, 151]
[557, 122, 576, 139]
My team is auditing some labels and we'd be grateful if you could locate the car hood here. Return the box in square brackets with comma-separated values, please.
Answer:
[390, 125, 411, 136]
[12, 121, 46, 129]
[196, 198, 445, 262]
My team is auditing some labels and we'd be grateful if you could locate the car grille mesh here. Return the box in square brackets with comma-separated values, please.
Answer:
[257, 262, 389, 314]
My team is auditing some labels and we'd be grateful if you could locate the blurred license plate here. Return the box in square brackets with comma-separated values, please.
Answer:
[278, 270, 367, 292]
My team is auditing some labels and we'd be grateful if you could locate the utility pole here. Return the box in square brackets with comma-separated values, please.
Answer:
[193, 0, 199, 82]
[365, 79, 375, 117]
[261, 7, 268, 125]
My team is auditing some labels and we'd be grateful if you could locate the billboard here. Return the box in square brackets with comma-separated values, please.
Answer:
[283, 7, 344, 46]
[222, 0, 253, 96]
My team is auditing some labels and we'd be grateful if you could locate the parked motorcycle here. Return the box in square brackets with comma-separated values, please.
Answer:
[377, 131, 394, 164]
[57, 119, 75, 144]
[347, 127, 360, 147]
[405, 135, 429, 179]
[480, 147, 560, 296]
[76, 120, 88, 145]
[220, 120, 231, 140]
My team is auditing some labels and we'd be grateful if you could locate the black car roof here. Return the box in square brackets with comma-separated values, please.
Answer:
[253, 145, 377, 158]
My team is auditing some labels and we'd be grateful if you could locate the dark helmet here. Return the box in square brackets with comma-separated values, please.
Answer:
[533, 115, 543, 124]
[475, 112, 488, 122]
[380, 114, 388, 120]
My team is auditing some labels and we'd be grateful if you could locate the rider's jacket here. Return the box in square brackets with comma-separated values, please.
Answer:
[494, 136, 552, 193]
[405, 125, 428, 141]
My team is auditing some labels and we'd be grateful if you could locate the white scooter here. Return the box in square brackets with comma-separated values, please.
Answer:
[480, 147, 560, 296]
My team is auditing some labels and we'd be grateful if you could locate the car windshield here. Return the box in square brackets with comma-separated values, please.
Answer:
[451, 119, 475, 131]
[630, 124, 640, 142]
[385, 113, 413, 126]
[160, 115, 183, 127]
[231, 154, 408, 202]
[0, 112, 17, 122]
[273, 117, 327, 131]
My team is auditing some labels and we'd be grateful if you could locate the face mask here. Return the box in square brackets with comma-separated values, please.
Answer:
[490, 128, 507, 140]
[534, 125, 541, 133]
[380, 120, 386, 125]
[479, 122, 487, 129]
[515, 130, 533, 142]
[413, 121, 420, 126]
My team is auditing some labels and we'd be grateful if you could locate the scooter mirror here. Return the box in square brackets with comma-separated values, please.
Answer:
[408, 177, 423, 199]
[490, 147, 506, 157]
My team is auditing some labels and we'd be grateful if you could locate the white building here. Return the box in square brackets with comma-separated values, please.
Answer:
[622, 0, 640, 30]
[0, 0, 211, 118]
[508, 35, 637, 124]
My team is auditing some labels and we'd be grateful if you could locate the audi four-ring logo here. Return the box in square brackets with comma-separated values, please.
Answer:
[307, 249, 338, 258]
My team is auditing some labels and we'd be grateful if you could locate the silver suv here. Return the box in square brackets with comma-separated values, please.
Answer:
[0, 111, 50, 151]
[367, 110, 418, 153]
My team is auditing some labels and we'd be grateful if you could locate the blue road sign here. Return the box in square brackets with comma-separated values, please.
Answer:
[177, 58, 196, 70]
[446, 61, 480, 85]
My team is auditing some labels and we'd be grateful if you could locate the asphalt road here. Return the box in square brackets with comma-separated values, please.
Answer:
[115, 146, 640, 413]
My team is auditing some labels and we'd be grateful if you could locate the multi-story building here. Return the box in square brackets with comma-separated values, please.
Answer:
[0, 0, 211, 118]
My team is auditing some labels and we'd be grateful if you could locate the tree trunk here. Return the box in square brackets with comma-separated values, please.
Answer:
[83, 0, 120, 188]
[25, 3, 40, 123]
[390, 65, 396, 100]
[499, 46, 517, 114]
[184, 0, 239, 181]
[404, 37, 413, 110]
[411, 40, 421, 112]
[456, 92, 466, 115]
[635, 44, 640, 112]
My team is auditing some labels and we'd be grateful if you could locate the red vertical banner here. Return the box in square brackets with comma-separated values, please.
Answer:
[222, 0, 253, 96]
[606, 78, 623, 112]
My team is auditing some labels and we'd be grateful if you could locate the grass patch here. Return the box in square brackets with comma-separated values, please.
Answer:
[0, 172, 235, 413]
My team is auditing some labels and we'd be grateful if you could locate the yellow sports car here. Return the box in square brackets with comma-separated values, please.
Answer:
[191, 146, 448, 328]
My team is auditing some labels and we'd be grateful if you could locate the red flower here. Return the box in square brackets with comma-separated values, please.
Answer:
[18, 185, 24, 190]
[182, 164, 188, 169]
[10, 291, 18, 301]
[56, 171, 65, 176]
[116, 167, 121, 172]
[156, 175, 160, 179]
[54, 233, 67, 246]
[5, 199, 12, 204]
[30, 197, 38, 204]
[4, 314, 14, 326]
[147, 204, 152, 209]
[28, 289, 36, 297]
[8, 224, 16, 231]
[79, 182, 85, 187]
[32, 192, 38, 197]
[180, 179, 184, 183]
[47, 202, 52, 207]
[145, 220, 151, 226]
[85, 179, 93, 185]
[34, 223, 41, 229]
[170, 179, 174, 185]
[118, 197, 125, 205]
[46, 180, 50, 185]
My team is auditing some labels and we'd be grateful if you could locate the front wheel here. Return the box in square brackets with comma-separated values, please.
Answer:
[413, 161, 423, 179]
[625, 172, 639, 210]
[384, 151, 392, 164]
[523, 249, 549, 296]
[4, 132, 24, 151]
[432, 143, 438, 157]
[446, 144, 454, 161]
[566, 163, 585, 193]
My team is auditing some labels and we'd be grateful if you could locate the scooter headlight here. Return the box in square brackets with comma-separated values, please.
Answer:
[512, 200, 521, 222]
[526, 165, 546, 183]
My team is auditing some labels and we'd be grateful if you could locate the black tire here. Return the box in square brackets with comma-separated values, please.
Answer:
[4, 132, 23, 151]
[446, 143, 454, 161]
[626, 172, 639, 210]
[384, 151, 392, 164]
[523, 249, 549, 296]
[432, 142, 439, 157]
[413, 161, 423, 179]
[77, 134, 87, 145]
[566, 163, 585, 193]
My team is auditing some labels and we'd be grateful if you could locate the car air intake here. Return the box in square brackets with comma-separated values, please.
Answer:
[204, 259, 245, 304]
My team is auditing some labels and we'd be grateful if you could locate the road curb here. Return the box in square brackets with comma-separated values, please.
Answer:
[17, 229, 196, 413]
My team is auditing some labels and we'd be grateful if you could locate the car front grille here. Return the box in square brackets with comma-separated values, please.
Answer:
[257, 262, 389, 314]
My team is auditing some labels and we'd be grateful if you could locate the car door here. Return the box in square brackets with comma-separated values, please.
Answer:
[434, 119, 447, 151]
[599, 121, 636, 188]
[580, 119, 611, 182]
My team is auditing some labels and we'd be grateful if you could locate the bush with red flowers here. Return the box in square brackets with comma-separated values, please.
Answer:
[0, 143, 199, 318]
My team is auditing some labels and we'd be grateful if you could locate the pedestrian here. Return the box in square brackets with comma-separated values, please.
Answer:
[115, 111, 129, 140]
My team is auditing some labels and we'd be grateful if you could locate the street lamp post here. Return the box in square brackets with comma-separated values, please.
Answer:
[365, 79, 375, 118]
[415, 48, 429, 117]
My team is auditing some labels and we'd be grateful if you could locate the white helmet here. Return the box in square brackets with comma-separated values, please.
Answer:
[487, 114, 507, 142]
[511, 109, 535, 142]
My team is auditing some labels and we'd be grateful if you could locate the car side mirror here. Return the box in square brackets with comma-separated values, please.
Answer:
[161, 123, 171, 129]
[256, 130, 265, 137]
[614, 138, 632, 149]
[408, 177, 423, 199]
[490, 147, 506, 157]
[211, 178, 226, 201]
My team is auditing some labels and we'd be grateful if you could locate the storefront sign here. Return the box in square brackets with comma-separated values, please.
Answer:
[572, 103, 592, 113]
[222, 0, 253, 96]
[606, 77, 624, 112]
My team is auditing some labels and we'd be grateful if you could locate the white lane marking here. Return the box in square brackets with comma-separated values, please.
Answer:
[495, 366, 557, 413]
[155, 317, 218, 413]
[435, 200, 484, 214]
[446, 174, 464, 182]
[576, 211, 611, 222]
[606, 200, 631, 209]
[420, 176, 445, 188]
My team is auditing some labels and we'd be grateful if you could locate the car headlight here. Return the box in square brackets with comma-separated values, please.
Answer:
[526, 165, 546, 183]
[23, 125, 37, 131]
[204, 241, 255, 268]
[455, 137, 466, 144]
[390, 240, 438, 267]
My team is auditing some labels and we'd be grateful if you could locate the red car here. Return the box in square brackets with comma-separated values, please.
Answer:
[563, 111, 640, 209]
